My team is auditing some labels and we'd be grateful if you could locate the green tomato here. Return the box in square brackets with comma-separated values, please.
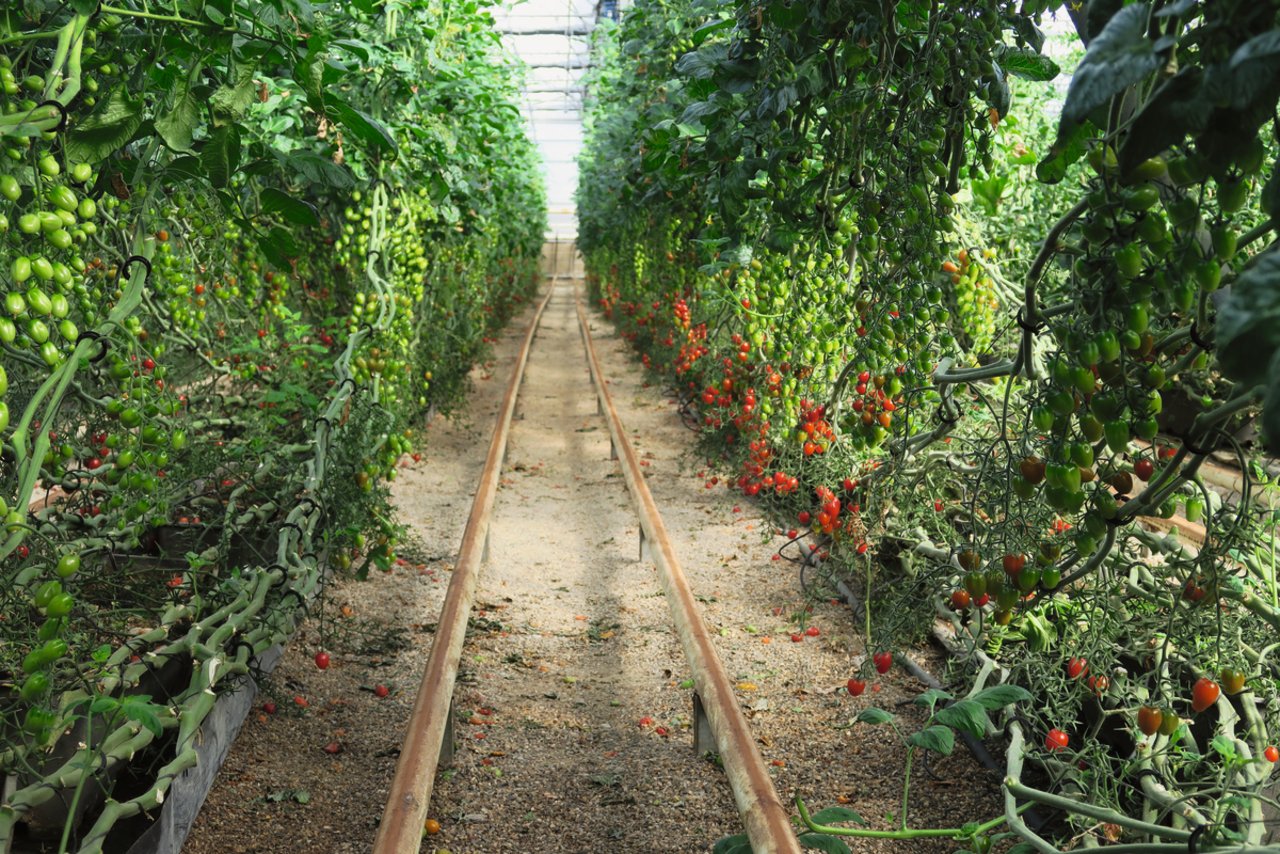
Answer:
[27, 317, 49, 343]
[45, 592, 74, 618]
[33, 579, 61, 608]
[25, 286, 52, 315]
[1127, 304, 1149, 335]
[55, 552, 80, 578]
[19, 672, 50, 701]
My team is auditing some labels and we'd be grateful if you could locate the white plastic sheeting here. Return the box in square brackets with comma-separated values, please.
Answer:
[495, 0, 612, 237]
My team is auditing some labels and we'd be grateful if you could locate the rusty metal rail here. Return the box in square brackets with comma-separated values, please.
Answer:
[574, 292, 802, 854]
[372, 287, 553, 854]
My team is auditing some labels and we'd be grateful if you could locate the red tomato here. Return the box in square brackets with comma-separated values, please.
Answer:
[314, 651, 331, 670]
[873, 651, 892, 674]
[1265, 745, 1279, 763]
[1045, 728, 1069, 751]
[846, 678, 866, 697]
[1137, 706, 1162, 736]
[1191, 677, 1220, 713]
[1066, 657, 1088, 679]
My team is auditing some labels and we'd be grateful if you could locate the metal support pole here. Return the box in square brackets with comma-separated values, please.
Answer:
[692, 691, 716, 755]
[440, 701, 455, 767]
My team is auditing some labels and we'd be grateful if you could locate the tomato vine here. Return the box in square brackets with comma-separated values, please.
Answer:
[580, 0, 1280, 849]
[0, 0, 543, 849]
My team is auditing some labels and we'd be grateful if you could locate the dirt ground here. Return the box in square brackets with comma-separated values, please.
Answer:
[184, 281, 1004, 854]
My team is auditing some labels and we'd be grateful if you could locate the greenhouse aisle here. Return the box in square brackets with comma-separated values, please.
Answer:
[185, 282, 1004, 853]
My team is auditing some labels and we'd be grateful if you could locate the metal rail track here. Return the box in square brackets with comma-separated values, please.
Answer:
[574, 292, 801, 854]
[372, 283, 800, 853]
[373, 286, 552, 853]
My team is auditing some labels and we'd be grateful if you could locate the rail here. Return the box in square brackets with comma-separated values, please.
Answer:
[574, 291, 802, 854]
[371, 286, 553, 853]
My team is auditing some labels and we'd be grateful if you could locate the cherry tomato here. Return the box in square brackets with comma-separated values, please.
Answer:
[1045, 729, 1069, 751]
[847, 678, 866, 697]
[1066, 657, 1088, 680]
[1219, 667, 1246, 695]
[1265, 746, 1279, 763]
[873, 651, 892, 674]
[1191, 677, 1220, 713]
[1137, 706, 1162, 736]
[314, 651, 331, 670]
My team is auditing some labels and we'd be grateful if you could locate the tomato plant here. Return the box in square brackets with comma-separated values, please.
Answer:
[0, 0, 544, 848]
[581, 0, 1280, 848]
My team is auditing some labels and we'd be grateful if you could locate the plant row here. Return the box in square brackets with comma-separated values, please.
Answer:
[0, 1, 543, 849]
[578, 1, 1280, 851]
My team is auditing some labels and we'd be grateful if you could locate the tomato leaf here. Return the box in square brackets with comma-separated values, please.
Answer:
[855, 707, 894, 725]
[1060, 5, 1163, 129]
[327, 97, 398, 157]
[1224, 29, 1280, 110]
[934, 699, 991, 738]
[971, 684, 1033, 710]
[120, 695, 164, 738]
[1036, 121, 1090, 185]
[210, 62, 257, 123]
[907, 724, 955, 755]
[1217, 251, 1280, 389]
[1119, 67, 1210, 173]
[797, 833, 852, 853]
[261, 188, 319, 227]
[913, 687, 953, 708]
[200, 126, 241, 189]
[809, 807, 867, 826]
[64, 89, 143, 164]
[284, 152, 354, 191]
[995, 45, 1059, 82]
[711, 833, 752, 854]
[156, 74, 203, 153]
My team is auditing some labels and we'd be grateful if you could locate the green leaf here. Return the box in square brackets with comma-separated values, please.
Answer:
[258, 226, 300, 267]
[327, 98, 397, 156]
[712, 833, 752, 854]
[971, 684, 1033, 710]
[121, 696, 164, 737]
[914, 688, 953, 708]
[798, 833, 852, 853]
[1060, 4, 1162, 128]
[1036, 121, 1090, 184]
[200, 125, 241, 189]
[1217, 252, 1280, 389]
[210, 64, 257, 123]
[90, 696, 119, 714]
[1226, 29, 1280, 110]
[692, 18, 734, 47]
[995, 45, 1059, 81]
[1210, 734, 1241, 760]
[1263, 350, 1280, 455]
[934, 699, 991, 738]
[260, 188, 319, 226]
[65, 89, 143, 164]
[908, 724, 955, 756]
[856, 707, 895, 725]
[1119, 67, 1210, 173]
[156, 76, 202, 153]
[284, 152, 354, 190]
[809, 806, 867, 826]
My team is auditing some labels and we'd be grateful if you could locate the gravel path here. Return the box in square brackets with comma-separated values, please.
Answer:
[184, 281, 1004, 854]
